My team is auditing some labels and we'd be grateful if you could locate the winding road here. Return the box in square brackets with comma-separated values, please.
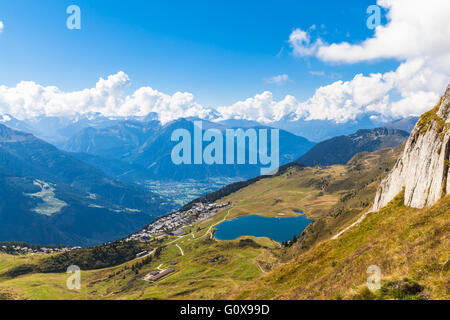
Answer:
[197, 206, 234, 240]
[175, 243, 184, 256]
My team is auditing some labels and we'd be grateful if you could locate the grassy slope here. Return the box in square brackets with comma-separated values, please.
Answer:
[0, 206, 280, 300]
[0, 237, 278, 300]
[220, 147, 400, 222]
[230, 193, 449, 300]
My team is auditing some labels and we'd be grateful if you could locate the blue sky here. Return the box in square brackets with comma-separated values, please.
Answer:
[0, 0, 448, 124]
[0, 0, 395, 106]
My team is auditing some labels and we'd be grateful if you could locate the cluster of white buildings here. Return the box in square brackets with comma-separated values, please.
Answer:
[0, 245, 81, 255]
[0, 203, 232, 256]
[125, 202, 230, 242]
[193, 202, 229, 220]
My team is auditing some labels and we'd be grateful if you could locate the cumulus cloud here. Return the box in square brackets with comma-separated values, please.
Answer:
[1, 0, 449, 125]
[264, 74, 289, 85]
[285, 0, 450, 121]
[216, 60, 445, 123]
[216, 73, 391, 124]
[0, 68, 443, 126]
[0, 21, 4, 32]
[316, 0, 450, 64]
[216, 92, 300, 123]
[0, 71, 212, 124]
[289, 28, 323, 57]
[121, 86, 211, 124]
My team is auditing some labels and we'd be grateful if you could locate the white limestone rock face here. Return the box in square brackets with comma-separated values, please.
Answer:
[371, 84, 450, 211]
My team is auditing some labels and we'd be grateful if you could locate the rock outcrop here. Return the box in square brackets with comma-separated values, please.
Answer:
[371, 84, 450, 211]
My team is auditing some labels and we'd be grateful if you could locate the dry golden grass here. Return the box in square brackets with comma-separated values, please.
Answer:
[229, 193, 449, 300]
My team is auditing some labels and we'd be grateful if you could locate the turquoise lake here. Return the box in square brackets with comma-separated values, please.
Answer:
[214, 215, 312, 243]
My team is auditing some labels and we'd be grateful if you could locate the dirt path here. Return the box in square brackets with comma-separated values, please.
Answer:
[255, 261, 266, 274]
[198, 206, 234, 240]
[166, 234, 189, 245]
[153, 206, 235, 271]
[332, 210, 370, 240]
[175, 243, 184, 256]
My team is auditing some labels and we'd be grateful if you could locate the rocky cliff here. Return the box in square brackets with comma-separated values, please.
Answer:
[371, 84, 450, 211]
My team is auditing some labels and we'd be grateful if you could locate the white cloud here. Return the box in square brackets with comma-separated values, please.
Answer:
[1, 0, 449, 126]
[0, 21, 4, 32]
[121, 86, 211, 124]
[0, 71, 212, 124]
[0, 69, 442, 126]
[316, 0, 450, 64]
[216, 92, 299, 123]
[216, 73, 392, 124]
[264, 74, 289, 85]
[299, 74, 392, 122]
[286, 0, 450, 120]
[216, 62, 443, 124]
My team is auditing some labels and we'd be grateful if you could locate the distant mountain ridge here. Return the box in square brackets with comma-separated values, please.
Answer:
[0, 111, 417, 145]
[66, 118, 315, 181]
[65, 119, 161, 159]
[296, 127, 409, 166]
[383, 116, 419, 133]
[0, 124, 171, 246]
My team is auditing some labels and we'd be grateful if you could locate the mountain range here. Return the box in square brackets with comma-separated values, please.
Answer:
[297, 127, 409, 166]
[0, 111, 417, 146]
[0, 118, 315, 246]
[0, 114, 414, 246]
[65, 118, 315, 181]
[0, 114, 417, 247]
